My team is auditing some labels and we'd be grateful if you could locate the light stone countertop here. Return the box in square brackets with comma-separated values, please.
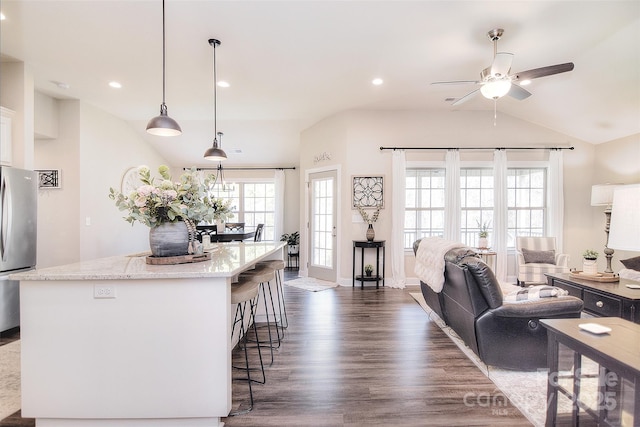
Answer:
[11, 242, 285, 281]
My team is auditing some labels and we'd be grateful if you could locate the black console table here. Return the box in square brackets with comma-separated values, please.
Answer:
[352, 240, 385, 289]
[546, 273, 640, 324]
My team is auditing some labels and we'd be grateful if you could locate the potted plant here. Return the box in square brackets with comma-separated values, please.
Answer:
[280, 231, 300, 254]
[582, 249, 599, 275]
[109, 165, 233, 257]
[477, 220, 490, 249]
[364, 264, 374, 277]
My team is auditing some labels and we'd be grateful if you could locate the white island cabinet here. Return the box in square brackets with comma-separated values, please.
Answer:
[11, 242, 284, 427]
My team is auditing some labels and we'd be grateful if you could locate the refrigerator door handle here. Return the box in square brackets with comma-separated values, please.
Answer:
[0, 174, 11, 262]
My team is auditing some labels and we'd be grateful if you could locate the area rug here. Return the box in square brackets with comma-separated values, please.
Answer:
[284, 277, 339, 292]
[0, 340, 21, 420]
[410, 291, 575, 427]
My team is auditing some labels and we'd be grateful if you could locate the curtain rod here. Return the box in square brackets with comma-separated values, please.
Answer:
[189, 166, 296, 171]
[379, 146, 574, 151]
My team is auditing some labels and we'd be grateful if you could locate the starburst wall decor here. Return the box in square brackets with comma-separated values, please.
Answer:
[352, 176, 383, 208]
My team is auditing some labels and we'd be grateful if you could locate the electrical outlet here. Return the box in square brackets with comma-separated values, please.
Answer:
[94, 285, 116, 299]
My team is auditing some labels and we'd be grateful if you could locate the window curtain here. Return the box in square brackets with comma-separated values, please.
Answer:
[389, 150, 406, 289]
[274, 169, 285, 242]
[493, 150, 508, 282]
[444, 149, 461, 242]
[548, 150, 564, 252]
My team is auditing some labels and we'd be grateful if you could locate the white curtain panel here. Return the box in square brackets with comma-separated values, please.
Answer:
[274, 169, 285, 241]
[493, 150, 508, 282]
[548, 150, 565, 252]
[389, 150, 406, 289]
[444, 149, 461, 242]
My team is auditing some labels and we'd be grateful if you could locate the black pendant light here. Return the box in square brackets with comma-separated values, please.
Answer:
[146, 0, 182, 136]
[204, 38, 228, 161]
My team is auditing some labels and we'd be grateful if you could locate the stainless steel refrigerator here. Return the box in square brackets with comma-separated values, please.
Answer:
[0, 166, 37, 332]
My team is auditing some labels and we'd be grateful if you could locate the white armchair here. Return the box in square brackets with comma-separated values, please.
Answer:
[515, 237, 570, 285]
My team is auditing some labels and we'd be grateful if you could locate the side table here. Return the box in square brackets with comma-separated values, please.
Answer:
[475, 248, 497, 272]
[541, 317, 640, 426]
[352, 240, 385, 289]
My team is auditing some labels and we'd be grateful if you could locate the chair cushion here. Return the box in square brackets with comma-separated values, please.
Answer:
[503, 285, 568, 303]
[463, 257, 503, 309]
[521, 248, 556, 264]
[621, 256, 640, 271]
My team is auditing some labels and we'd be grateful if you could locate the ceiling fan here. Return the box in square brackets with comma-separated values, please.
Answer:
[433, 28, 574, 106]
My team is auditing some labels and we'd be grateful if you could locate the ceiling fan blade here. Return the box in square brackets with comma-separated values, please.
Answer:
[431, 80, 479, 85]
[512, 62, 574, 81]
[508, 84, 532, 100]
[490, 52, 514, 78]
[452, 89, 480, 106]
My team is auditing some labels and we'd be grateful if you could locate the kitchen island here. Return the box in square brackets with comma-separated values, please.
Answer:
[11, 241, 284, 427]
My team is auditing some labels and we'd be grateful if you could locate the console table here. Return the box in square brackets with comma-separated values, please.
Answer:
[352, 240, 385, 289]
[546, 273, 640, 323]
[541, 317, 640, 427]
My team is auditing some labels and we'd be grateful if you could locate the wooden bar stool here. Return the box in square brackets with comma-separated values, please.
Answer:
[256, 259, 288, 332]
[239, 266, 278, 364]
[229, 275, 264, 415]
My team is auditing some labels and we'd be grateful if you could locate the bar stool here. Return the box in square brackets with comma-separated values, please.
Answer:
[239, 265, 278, 364]
[256, 259, 288, 332]
[229, 275, 264, 415]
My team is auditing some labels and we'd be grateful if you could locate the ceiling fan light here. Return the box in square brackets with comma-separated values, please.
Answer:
[481, 79, 512, 99]
[146, 104, 182, 136]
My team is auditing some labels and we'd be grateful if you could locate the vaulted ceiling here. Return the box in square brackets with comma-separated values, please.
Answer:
[1, 1, 638, 166]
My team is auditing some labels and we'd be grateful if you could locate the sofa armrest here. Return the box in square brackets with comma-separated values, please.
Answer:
[492, 297, 583, 318]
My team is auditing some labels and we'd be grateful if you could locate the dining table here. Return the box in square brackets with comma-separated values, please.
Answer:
[197, 225, 256, 242]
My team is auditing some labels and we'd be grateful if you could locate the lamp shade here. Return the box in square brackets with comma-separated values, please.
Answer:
[146, 104, 182, 136]
[480, 79, 512, 99]
[608, 184, 640, 251]
[204, 146, 227, 161]
[590, 184, 621, 206]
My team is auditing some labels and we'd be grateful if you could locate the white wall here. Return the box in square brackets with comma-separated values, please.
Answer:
[301, 109, 620, 285]
[0, 62, 35, 169]
[34, 96, 169, 268]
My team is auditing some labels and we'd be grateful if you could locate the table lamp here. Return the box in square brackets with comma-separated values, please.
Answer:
[590, 184, 621, 273]
[608, 184, 640, 254]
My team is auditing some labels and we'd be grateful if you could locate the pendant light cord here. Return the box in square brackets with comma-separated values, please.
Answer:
[213, 40, 217, 140]
[162, 0, 166, 106]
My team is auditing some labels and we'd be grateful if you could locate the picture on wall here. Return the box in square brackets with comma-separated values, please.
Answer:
[36, 169, 61, 189]
[352, 176, 383, 208]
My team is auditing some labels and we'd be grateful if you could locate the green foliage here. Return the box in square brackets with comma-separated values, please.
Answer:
[365, 264, 374, 274]
[280, 231, 300, 246]
[476, 220, 491, 238]
[582, 249, 599, 260]
[109, 165, 234, 227]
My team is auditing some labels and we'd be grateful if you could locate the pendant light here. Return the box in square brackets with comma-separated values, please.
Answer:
[204, 38, 228, 161]
[146, 0, 182, 136]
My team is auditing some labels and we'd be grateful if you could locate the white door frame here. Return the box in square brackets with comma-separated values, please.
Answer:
[301, 164, 341, 280]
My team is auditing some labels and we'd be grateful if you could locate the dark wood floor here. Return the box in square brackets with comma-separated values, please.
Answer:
[1, 278, 532, 427]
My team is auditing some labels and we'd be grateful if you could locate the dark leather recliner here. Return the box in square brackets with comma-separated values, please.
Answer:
[414, 241, 584, 370]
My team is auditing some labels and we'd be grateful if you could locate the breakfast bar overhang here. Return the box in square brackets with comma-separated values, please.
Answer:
[11, 242, 285, 427]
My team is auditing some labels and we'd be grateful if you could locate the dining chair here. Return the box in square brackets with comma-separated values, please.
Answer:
[225, 222, 245, 232]
[254, 224, 264, 242]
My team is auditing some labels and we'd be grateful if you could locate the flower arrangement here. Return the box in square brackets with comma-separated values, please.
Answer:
[357, 205, 381, 224]
[109, 165, 234, 227]
[365, 264, 374, 275]
[582, 249, 599, 260]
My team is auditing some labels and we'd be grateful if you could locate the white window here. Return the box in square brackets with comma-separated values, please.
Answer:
[404, 168, 445, 248]
[460, 168, 494, 248]
[404, 165, 548, 250]
[507, 168, 547, 247]
[211, 181, 276, 241]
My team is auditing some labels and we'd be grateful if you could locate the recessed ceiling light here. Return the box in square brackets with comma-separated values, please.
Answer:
[217, 81, 230, 88]
[372, 78, 384, 86]
[520, 80, 532, 86]
[109, 81, 122, 89]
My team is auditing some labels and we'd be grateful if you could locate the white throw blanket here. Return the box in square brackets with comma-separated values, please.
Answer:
[414, 237, 464, 293]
